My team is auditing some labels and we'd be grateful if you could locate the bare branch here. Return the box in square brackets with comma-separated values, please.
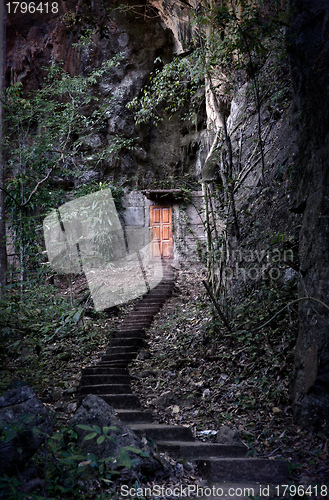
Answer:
[22, 166, 55, 207]
[0, 186, 21, 207]
[202, 279, 232, 331]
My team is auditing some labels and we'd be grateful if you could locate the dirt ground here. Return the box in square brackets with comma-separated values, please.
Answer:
[130, 264, 329, 489]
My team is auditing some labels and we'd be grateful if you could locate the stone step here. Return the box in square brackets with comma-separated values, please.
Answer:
[119, 317, 154, 323]
[129, 308, 160, 314]
[156, 441, 248, 459]
[137, 298, 166, 304]
[119, 320, 153, 326]
[109, 337, 145, 348]
[104, 346, 140, 356]
[131, 312, 159, 318]
[82, 366, 129, 376]
[153, 283, 173, 286]
[124, 313, 155, 320]
[97, 361, 134, 368]
[128, 423, 194, 442]
[196, 457, 289, 483]
[120, 316, 154, 322]
[115, 409, 154, 423]
[100, 353, 138, 362]
[150, 286, 173, 291]
[129, 308, 158, 314]
[80, 374, 131, 385]
[149, 285, 173, 290]
[122, 313, 155, 319]
[97, 358, 133, 364]
[79, 384, 132, 395]
[134, 301, 163, 306]
[114, 330, 145, 338]
[141, 291, 169, 298]
[100, 394, 141, 409]
[116, 329, 146, 335]
[149, 290, 173, 296]
[118, 325, 152, 331]
[134, 306, 162, 312]
[140, 295, 170, 301]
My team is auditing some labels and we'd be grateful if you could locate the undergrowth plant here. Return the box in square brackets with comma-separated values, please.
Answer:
[0, 419, 150, 499]
[0, 275, 113, 396]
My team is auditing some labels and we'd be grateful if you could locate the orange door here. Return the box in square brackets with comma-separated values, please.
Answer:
[150, 206, 173, 259]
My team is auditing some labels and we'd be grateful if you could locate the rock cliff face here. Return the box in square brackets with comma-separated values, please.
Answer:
[6, 0, 204, 186]
[5, 0, 329, 431]
[287, 0, 329, 430]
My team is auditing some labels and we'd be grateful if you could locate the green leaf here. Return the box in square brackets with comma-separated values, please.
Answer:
[32, 428, 44, 437]
[122, 445, 149, 457]
[76, 424, 95, 432]
[20, 414, 35, 424]
[102, 425, 119, 434]
[84, 432, 98, 441]
[97, 435, 106, 445]
[116, 449, 132, 469]
[73, 309, 83, 324]
[50, 432, 63, 441]
[60, 454, 87, 464]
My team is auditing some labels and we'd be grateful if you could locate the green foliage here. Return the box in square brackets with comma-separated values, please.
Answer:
[0, 419, 150, 499]
[0, 276, 114, 395]
[4, 55, 129, 179]
[128, 1, 288, 127]
[3, 57, 133, 271]
[192, 0, 286, 71]
[73, 180, 124, 221]
[61, 0, 116, 42]
[76, 424, 118, 444]
[0, 413, 34, 444]
[0, 475, 26, 500]
[128, 56, 202, 125]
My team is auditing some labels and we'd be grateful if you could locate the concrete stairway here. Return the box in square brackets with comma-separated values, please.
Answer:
[78, 262, 288, 489]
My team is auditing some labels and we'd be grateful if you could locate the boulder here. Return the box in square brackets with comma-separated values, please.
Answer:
[154, 390, 197, 409]
[0, 385, 52, 476]
[153, 390, 175, 409]
[69, 395, 170, 481]
[216, 425, 243, 446]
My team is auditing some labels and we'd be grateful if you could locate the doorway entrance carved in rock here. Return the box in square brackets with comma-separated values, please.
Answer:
[150, 206, 173, 259]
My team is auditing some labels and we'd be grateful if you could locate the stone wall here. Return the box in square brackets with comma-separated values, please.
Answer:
[121, 190, 206, 264]
[172, 191, 206, 263]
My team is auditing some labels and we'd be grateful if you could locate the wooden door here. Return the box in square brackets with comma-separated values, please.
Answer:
[150, 206, 173, 259]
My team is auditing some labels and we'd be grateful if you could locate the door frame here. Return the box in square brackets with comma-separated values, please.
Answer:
[150, 205, 173, 259]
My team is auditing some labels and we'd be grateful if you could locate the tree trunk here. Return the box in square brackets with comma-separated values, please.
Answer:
[0, 2, 7, 296]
